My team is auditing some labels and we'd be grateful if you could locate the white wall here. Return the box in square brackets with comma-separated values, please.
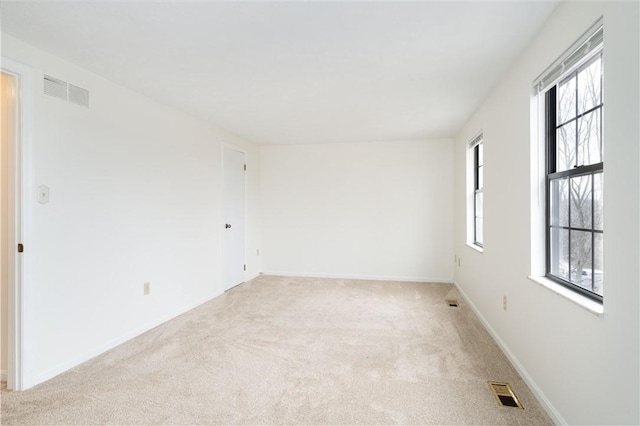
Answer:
[1, 34, 261, 389]
[453, 2, 639, 425]
[261, 140, 453, 282]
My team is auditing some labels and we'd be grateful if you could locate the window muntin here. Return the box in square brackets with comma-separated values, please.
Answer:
[473, 140, 483, 247]
[546, 50, 603, 301]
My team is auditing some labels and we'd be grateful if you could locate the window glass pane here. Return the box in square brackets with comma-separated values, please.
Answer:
[593, 233, 603, 296]
[577, 109, 602, 166]
[594, 173, 603, 231]
[546, 41, 603, 300]
[475, 191, 483, 219]
[550, 227, 569, 280]
[569, 230, 593, 290]
[469, 137, 483, 247]
[550, 178, 569, 227]
[570, 175, 592, 229]
[557, 121, 576, 172]
[557, 75, 576, 124]
[475, 217, 483, 244]
[577, 55, 602, 114]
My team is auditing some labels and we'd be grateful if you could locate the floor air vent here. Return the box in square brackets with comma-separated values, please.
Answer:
[446, 299, 459, 307]
[488, 382, 524, 409]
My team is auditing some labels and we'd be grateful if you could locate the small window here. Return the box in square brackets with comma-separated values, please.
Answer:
[469, 134, 483, 248]
[537, 22, 604, 301]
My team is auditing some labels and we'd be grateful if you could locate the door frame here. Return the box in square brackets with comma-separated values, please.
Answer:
[2, 57, 34, 391]
[221, 143, 247, 291]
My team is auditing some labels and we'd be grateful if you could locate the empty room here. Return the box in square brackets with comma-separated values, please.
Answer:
[1, 1, 638, 425]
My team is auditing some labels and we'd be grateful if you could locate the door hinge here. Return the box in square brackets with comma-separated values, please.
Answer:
[17, 243, 24, 253]
[243, 264, 246, 271]
[244, 164, 247, 171]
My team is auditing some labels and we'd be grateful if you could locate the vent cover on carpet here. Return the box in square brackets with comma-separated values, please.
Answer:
[488, 382, 524, 409]
[446, 299, 459, 307]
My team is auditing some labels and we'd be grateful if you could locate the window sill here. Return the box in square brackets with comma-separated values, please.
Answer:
[527, 275, 603, 316]
[466, 243, 484, 253]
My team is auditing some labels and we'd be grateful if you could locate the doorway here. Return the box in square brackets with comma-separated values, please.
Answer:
[223, 146, 246, 291]
[1, 71, 17, 384]
[1, 59, 27, 391]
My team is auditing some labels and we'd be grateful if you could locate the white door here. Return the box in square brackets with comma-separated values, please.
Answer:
[223, 146, 245, 291]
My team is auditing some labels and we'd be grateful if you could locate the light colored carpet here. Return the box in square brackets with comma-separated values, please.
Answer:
[1, 275, 553, 425]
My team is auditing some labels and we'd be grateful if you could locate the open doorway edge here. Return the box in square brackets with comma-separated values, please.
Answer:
[2, 57, 34, 391]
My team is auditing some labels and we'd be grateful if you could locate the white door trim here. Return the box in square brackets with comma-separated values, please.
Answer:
[2, 57, 35, 391]
[221, 143, 247, 291]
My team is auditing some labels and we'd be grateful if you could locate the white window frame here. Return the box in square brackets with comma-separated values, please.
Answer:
[529, 18, 605, 311]
[467, 133, 483, 251]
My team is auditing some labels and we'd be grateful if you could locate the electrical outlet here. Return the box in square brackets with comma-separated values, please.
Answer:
[503, 295, 508, 311]
[257, 249, 260, 256]
[144, 282, 150, 295]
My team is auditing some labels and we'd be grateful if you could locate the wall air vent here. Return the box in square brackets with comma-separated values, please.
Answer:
[43, 75, 67, 101]
[43, 75, 89, 108]
[69, 84, 89, 108]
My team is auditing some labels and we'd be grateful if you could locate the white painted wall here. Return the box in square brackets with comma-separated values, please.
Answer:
[453, 2, 639, 425]
[1, 34, 261, 388]
[261, 140, 453, 282]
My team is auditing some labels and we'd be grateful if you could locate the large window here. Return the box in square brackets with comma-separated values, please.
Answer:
[543, 25, 603, 301]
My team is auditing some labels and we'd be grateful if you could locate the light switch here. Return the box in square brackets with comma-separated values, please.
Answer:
[37, 185, 50, 204]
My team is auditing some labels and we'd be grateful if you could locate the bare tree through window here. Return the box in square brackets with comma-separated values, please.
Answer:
[548, 52, 604, 299]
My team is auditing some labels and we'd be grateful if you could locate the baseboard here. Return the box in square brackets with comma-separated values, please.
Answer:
[29, 291, 224, 389]
[261, 270, 452, 284]
[1, 369, 6, 382]
[453, 281, 565, 425]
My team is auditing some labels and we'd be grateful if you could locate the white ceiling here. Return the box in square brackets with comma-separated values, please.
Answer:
[1, 1, 558, 145]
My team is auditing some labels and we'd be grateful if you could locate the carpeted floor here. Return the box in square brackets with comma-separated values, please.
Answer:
[1, 275, 553, 425]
